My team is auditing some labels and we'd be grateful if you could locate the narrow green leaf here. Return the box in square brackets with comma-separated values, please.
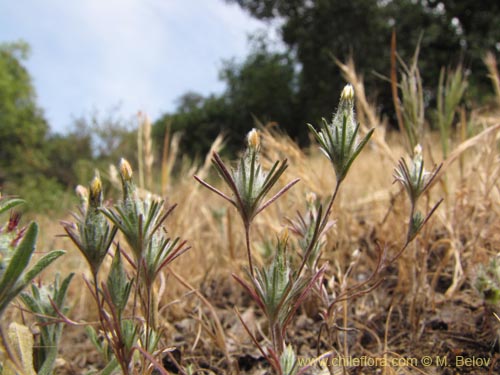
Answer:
[55, 273, 74, 308]
[0, 222, 38, 293]
[37, 343, 58, 375]
[342, 128, 374, 181]
[23, 250, 66, 283]
[0, 198, 25, 215]
[19, 292, 41, 314]
[100, 357, 119, 375]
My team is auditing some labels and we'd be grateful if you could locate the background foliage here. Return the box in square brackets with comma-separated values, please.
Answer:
[1, 1, 500, 212]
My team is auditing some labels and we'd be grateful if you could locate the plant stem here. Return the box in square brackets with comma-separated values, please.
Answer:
[296, 181, 342, 278]
[271, 321, 284, 356]
[406, 202, 416, 244]
[93, 273, 107, 339]
[343, 297, 348, 358]
[144, 283, 158, 353]
[320, 180, 342, 233]
[245, 223, 254, 277]
[387, 202, 416, 265]
[145, 284, 152, 352]
[93, 273, 130, 375]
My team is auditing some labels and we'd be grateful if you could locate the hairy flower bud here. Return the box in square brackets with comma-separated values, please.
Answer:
[119, 158, 133, 181]
[89, 174, 103, 208]
[308, 84, 373, 183]
[247, 128, 260, 151]
[341, 84, 354, 101]
[305, 192, 317, 208]
[118, 158, 136, 202]
[414, 144, 422, 156]
[279, 227, 289, 246]
[75, 185, 88, 203]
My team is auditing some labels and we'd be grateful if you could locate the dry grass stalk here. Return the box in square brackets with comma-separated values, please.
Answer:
[160, 120, 172, 196]
[135, 111, 155, 191]
[430, 122, 500, 189]
[161, 128, 181, 196]
[142, 114, 154, 190]
[390, 31, 406, 140]
[336, 57, 397, 164]
[137, 112, 144, 189]
[136, 112, 154, 190]
[485, 52, 500, 105]
[15, 72, 500, 373]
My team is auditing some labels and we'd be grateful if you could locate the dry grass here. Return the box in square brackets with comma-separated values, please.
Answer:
[6, 111, 495, 373]
[4, 59, 500, 373]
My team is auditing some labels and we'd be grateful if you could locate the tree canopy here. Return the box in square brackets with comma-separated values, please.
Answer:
[229, 0, 497, 118]
[2, 1, 500, 211]
[154, 38, 299, 156]
[0, 41, 49, 184]
[155, 0, 500, 158]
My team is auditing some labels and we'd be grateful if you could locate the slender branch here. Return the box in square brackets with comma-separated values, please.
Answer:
[256, 178, 300, 216]
[320, 180, 342, 233]
[193, 176, 236, 207]
[245, 224, 254, 277]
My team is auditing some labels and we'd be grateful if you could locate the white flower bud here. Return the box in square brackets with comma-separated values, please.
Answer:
[247, 128, 260, 150]
[414, 144, 422, 156]
[306, 192, 317, 206]
[75, 185, 88, 201]
[341, 84, 354, 101]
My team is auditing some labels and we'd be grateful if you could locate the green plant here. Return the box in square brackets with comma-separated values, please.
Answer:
[0, 194, 65, 374]
[392, 144, 442, 255]
[63, 162, 189, 375]
[475, 257, 500, 307]
[286, 192, 334, 273]
[473, 257, 500, 347]
[195, 129, 299, 276]
[197, 129, 317, 374]
[233, 230, 324, 363]
[195, 84, 375, 374]
[305, 85, 389, 357]
[102, 159, 189, 347]
[0, 194, 65, 317]
[63, 174, 135, 374]
[307, 84, 374, 185]
[307, 84, 374, 252]
[19, 273, 74, 375]
[63, 174, 117, 278]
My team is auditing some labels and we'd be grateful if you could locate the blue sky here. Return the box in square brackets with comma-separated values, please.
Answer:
[0, 0, 268, 133]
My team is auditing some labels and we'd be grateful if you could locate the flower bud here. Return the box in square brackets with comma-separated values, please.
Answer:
[247, 128, 260, 151]
[119, 158, 133, 181]
[414, 144, 422, 156]
[280, 227, 289, 245]
[89, 174, 103, 208]
[341, 84, 354, 101]
[90, 176, 102, 197]
[75, 185, 88, 202]
[306, 192, 317, 207]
